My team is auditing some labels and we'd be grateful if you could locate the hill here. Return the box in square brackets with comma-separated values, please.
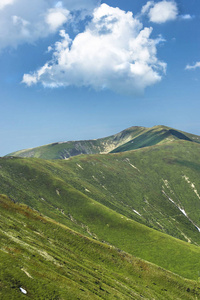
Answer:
[2, 126, 200, 298]
[1, 194, 199, 299]
[7, 126, 146, 159]
[7, 125, 200, 159]
[1, 140, 200, 281]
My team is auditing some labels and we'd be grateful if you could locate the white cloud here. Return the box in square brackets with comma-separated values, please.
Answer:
[185, 62, 200, 70]
[0, 0, 15, 10]
[0, 0, 99, 49]
[142, 1, 178, 24]
[22, 4, 166, 95]
[180, 14, 193, 20]
[45, 8, 70, 31]
[141, 1, 154, 15]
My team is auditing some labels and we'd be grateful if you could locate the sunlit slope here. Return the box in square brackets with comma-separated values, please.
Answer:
[8, 125, 200, 160]
[111, 125, 200, 153]
[1, 153, 200, 280]
[53, 140, 200, 246]
[7, 126, 146, 159]
[1, 195, 199, 300]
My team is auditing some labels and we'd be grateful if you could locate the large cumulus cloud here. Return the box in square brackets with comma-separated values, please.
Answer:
[22, 4, 166, 95]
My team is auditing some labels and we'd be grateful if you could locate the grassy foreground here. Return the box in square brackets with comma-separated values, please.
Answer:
[0, 195, 200, 300]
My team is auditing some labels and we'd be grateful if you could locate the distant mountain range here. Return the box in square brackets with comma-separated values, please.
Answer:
[7, 125, 200, 159]
[1, 125, 200, 299]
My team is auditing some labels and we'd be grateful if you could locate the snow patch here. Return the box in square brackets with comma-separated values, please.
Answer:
[20, 287, 27, 294]
[195, 225, 200, 232]
[162, 190, 175, 205]
[133, 209, 141, 216]
[162, 190, 200, 233]
[179, 207, 187, 217]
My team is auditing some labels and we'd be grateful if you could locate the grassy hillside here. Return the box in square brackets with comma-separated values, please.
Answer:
[111, 125, 200, 153]
[1, 142, 200, 280]
[61, 141, 200, 246]
[1, 195, 200, 300]
[7, 126, 146, 159]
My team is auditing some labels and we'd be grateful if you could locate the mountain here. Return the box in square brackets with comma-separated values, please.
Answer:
[2, 125, 200, 299]
[7, 125, 200, 159]
[7, 126, 146, 159]
[1, 141, 200, 275]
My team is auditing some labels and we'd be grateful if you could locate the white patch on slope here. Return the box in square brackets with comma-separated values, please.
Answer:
[20, 287, 27, 294]
[183, 175, 200, 200]
[77, 163, 84, 170]
[162, 188, 200, 233]
[125, 158, 140, 172]
[133, 209, 141, 216]
[21, 268, 33, 279]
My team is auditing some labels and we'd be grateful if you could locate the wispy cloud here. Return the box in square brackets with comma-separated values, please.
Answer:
[22, 4, 166, 95]
[0, 0, 15, 10]
[0, 0, 99, 49]
[185, 62, 200, 70]
[180, 14, 194, 20]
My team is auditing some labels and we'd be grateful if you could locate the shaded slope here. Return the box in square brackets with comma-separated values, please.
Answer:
[1, 153, 200, 280]
[111, 125, 197, 153]
[1, 195, 199, 300]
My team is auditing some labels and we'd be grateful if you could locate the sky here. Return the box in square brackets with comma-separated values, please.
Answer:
[0, 0, 200, 155]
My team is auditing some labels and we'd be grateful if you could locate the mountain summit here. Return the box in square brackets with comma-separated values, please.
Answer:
[7, 125, 200, 159]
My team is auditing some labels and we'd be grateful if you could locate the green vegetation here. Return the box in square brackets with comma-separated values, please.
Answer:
[1, 195, 200, 300]
[1, 140, 200, 281]
[7, 126, 146, 159]
[7, 125, 200, 159]
[2, 125, 200, 298]
[111, 125, 200, 153]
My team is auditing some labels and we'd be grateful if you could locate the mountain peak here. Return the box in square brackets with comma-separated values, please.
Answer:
[6, 125, 200, 159]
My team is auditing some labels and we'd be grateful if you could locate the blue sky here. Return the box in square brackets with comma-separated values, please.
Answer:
[0, 0, 200, 155]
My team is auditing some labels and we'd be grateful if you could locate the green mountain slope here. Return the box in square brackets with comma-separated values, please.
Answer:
[1, 195, 199, 300]
[7, 126, 146, 159]
[111, 125, 200, 153]
[58, 140, 200, 246]
[7, 125, 200, 159]
[1, 141, 200, 280]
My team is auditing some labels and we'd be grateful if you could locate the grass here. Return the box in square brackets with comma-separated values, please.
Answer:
[1, 141, 200, 281]
[7, 126, 146, 159]
[1, 194, 200, 300]
[8, 125, 200, 159]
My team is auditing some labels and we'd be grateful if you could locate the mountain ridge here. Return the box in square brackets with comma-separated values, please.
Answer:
[6, 125, 200, 159]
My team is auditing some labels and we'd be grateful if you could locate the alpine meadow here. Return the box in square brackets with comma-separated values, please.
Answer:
[1, 0, 200, 299]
